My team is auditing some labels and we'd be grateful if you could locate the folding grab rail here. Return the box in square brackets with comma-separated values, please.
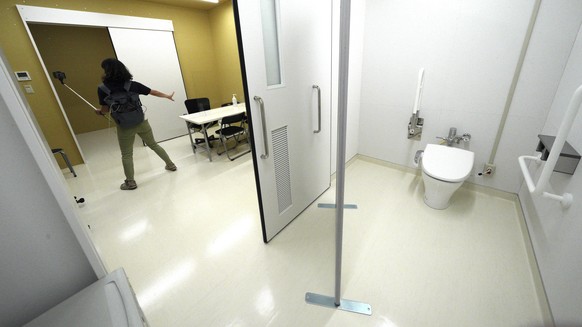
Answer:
[518, 84, 582, 208]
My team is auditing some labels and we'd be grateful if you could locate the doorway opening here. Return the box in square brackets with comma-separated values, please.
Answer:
[16, 3, 261, 276]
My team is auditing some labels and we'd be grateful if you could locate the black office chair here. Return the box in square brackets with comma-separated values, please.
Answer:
[222, 102, 247, 129]
[215, 112, 250, 161]
[184, 98, 217, 146]
[51, 148, 77, 177]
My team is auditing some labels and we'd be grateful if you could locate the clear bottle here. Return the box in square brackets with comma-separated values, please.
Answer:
[232, 94, 238, 106]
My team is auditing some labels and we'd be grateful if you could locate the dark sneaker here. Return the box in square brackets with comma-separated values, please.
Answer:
[120, 179, 137, 190]
[165, 163, 177, 171]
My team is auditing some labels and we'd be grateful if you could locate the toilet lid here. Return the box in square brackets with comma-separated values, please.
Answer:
[422, 144, 474, 182]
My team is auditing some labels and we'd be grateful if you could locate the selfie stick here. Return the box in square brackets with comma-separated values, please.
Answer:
[52, 71, 113, 122]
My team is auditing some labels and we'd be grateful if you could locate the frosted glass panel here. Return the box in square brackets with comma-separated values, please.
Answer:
[260, 0, 282, 86]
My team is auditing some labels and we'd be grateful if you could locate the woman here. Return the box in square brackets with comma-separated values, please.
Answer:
[97, 58, 177, 190]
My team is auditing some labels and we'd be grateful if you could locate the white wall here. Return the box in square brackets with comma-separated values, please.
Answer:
[357, 0, 582, 194]
[355, 0, 582, 323]
[358, 0, 535, 192]
[0, 54, 97, 327]
[490, 1, 582, 194]
[519, 14, 582, 323]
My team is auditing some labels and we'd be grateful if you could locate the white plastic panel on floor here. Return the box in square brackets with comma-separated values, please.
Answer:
[24, 268, 146, 327]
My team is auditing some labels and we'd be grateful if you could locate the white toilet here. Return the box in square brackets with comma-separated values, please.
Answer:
[421, 144, 474, 209]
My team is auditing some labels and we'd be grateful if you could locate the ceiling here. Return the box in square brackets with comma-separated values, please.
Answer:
[138, 0, 227, 11]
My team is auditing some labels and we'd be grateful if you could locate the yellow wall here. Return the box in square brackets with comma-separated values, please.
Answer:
[209, 1, 245, 105]
[28, 24, 116, 134]
[0, 0, 241, 167]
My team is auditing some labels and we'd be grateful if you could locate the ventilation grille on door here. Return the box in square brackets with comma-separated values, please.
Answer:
[272, 126, 292, 214]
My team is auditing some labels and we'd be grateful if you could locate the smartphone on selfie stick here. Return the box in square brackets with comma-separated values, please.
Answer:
[52, 71, 113, 122]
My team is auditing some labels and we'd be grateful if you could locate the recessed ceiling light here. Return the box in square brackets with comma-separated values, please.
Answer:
[202, 0, 219, 3]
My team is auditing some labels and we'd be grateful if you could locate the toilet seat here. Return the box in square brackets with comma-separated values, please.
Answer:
[422, 144, 474, 182]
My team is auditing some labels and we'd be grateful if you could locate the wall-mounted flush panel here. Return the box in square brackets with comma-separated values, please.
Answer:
[536, 134, 580, 175]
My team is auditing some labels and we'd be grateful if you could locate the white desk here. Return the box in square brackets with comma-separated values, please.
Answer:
[180, 103, 246, 161]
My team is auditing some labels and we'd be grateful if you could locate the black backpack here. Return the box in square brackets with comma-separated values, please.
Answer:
[99, 81, 144, 128]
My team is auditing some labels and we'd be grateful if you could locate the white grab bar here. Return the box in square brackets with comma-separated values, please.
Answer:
[518, 154, 542, 193]
[412, 68, 425, 115]
[518, 84, 582, 208]
[518, 154, 573, 207]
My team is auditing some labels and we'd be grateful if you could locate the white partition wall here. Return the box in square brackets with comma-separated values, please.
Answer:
[357, 0, 535, 192]
[520, 13, 582, 323]
[108, 28, 188, 141]
[0, 48, 100, 327]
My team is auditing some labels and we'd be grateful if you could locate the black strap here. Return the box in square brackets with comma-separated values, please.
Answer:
[98, 83, 111, 95]
[99, 81, 132, 94]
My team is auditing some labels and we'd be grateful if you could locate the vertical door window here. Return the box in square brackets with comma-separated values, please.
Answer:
[260, 0, 283, 86]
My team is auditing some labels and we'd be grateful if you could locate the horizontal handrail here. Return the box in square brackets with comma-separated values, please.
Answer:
[518, 154, 541, 193]
[519, 154, 573, 208]
[517, 84, 582, 209]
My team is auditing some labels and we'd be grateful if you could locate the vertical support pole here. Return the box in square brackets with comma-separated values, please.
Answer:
[334, 0, 352, 306]
[305, 0, 371, 316]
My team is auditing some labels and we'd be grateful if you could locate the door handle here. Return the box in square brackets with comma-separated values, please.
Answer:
[313, 85, 321, 133]
[254, 96, 269, 159]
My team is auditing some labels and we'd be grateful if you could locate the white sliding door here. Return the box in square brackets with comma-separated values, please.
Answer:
[237, 0, 332, 242]
[108, 28, 188, 141]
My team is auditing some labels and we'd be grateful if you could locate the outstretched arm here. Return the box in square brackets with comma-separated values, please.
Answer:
[150, 89, 175, 101]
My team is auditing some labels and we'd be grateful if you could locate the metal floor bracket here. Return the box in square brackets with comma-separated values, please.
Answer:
[305, 292, 371, 316]
[318, 203, 358, 209]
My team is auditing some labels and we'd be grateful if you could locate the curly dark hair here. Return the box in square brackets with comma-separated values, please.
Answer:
[101, 58, 133, 83]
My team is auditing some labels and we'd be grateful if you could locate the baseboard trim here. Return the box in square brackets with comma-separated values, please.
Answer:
[517, 196, 555, 326]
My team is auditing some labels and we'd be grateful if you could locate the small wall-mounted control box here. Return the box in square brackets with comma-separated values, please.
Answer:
[14, 71, 31, 81]
[536, 134, 581, 175]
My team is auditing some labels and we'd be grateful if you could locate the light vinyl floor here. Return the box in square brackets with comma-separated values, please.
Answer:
[64, 127, 549, 327]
